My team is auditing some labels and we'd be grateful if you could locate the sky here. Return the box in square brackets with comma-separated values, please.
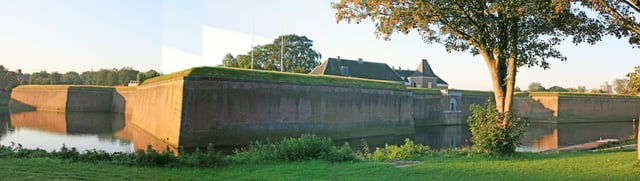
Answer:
[0, 0, 638, 91]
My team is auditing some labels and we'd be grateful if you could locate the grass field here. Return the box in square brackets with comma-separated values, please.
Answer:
[1, 151, 638, 180]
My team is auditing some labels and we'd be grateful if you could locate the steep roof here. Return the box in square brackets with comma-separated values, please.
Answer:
[411, 59, 448, 85]
[310, 57, 404, 82]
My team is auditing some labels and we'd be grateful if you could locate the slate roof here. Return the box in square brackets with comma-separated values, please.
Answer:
[310, 57, 404, 82]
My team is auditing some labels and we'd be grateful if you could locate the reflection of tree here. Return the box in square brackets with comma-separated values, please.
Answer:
[0, 108, 10, 138]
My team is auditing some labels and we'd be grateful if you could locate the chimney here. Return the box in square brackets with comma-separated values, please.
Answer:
[358, 58, 363, 64]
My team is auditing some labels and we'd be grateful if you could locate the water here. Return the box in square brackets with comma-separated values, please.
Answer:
[0, 108, 636, 153]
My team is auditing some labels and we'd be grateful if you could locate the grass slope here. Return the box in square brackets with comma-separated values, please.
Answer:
[1, 151, 638, 180]
[142, 66, 407, 90]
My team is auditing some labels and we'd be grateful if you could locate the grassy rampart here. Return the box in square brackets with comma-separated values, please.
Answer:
[143, 66, 407, 90]
[516, 92, 640, 98]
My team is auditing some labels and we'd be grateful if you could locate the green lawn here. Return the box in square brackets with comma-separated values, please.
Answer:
[1, 151, 638, 180]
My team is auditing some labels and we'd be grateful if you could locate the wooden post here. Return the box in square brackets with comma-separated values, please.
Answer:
[637, 116, 639, 160]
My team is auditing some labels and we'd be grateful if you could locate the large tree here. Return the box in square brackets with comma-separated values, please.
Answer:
[613, 78, 630, 94]
[577, 0, 640, 47]
[222, 34, 322, 73]
[332, 0, 602, 118]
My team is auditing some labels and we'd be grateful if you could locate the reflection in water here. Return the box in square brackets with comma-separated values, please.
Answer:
[0, 108, 176, 153]
[1, 107, 636, 153]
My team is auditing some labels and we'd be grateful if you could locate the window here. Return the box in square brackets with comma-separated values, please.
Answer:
[340, 66, 349, 76]
[449, 98, 457, 111]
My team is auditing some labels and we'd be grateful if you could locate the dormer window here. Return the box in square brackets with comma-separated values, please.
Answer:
[340, 66, 349, 76]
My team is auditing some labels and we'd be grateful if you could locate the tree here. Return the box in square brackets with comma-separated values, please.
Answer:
[548, 85, 569, 92]
[136, 69, 161, 84]
[333, 0, 602, 154]
[514, 86, 522, 92]
[222, 34, 322, 73]
[0, 65, 19, 93]
[613, 78, 630, 94]
[577, 0, 640, 47]
[528, 82, 546, 92]
[627, 66, 640, 94]
[61, 71, 83, 85]
[333, 0, 602, 115]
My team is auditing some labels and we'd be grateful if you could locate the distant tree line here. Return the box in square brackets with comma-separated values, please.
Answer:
[222, 34, 321, 73]
[28, 67, 161, 86]
[525, 82, 589, 93]
[0, 65, 161, 93]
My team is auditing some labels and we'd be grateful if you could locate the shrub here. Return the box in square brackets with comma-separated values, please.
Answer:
[467, 99, 528, 155]
[322, 142, 359, 162]
[231, 134, 358, 163]
[179, 143, 225, 167]
[371, 138, 433, 161]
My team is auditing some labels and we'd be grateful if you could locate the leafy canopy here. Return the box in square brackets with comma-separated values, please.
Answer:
[222, 34, 322, 73]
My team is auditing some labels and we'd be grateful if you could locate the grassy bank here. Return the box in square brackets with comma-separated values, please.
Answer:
[1, 151, 637, 180]
[142, 66, 407, 90]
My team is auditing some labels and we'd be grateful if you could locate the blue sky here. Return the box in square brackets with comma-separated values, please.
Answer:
[0, 0, 638, 91]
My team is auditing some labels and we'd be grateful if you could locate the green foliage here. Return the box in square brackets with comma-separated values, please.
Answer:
[371, 138, 433, 161]
[627, 66, 640, 94]
[0, 65, 20, 92]
[467, 100, 528, 155]
[222, 34, 321, 73]
[547, 85, 568, 92]
[26, 67, 160, 86]
[577, 0, 640, 47]
[528, 82, 546, 92]
[231, 134, 359, 164]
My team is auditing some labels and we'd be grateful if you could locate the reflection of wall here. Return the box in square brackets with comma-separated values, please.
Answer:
[412, 125, 471, 149]
[520, 123, 558, 150]
[114, 114, 178, 154]
[556, 122, 634, 146]
[10, 111, 67, 133]
[9, 111, 124, 134]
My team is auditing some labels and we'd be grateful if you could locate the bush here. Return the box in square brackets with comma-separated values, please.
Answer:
[371, 138, 433, 161]
[231, 134, 359, 163]
[179, 143, 225, 167]
[467, 99, 528, 155]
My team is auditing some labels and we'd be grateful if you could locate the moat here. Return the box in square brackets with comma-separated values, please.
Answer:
[1, 108, 635, 153]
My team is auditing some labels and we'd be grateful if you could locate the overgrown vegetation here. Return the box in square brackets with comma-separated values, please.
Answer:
[143, 66, 406, 90]
[0, 134, 358, 167]
[467, 100, 528, 155]
[370, 139, 433, 161]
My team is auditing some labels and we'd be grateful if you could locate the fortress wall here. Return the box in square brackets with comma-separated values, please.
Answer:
[557, 96, 640, 123]
[10, 86, 68, 112]
[66, 88, 113, 112]
[112, 87, 137, 115]
[178, 77, 415, 148]
[412, 93, 444, 126]
[130, 79, 184, 148]
[513, 96, 559, 123]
